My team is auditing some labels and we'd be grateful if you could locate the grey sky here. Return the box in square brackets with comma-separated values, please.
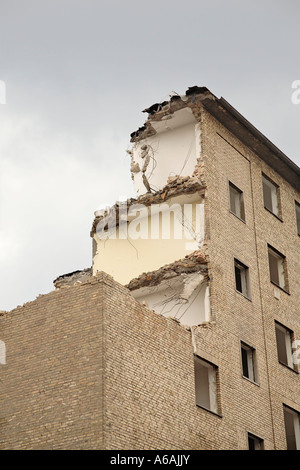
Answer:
[0, 0, 299, 311]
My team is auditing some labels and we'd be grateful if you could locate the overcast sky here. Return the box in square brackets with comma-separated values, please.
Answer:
[0, 0, 299, 312]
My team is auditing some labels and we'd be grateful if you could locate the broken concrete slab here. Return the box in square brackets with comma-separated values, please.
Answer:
[53, 268, 92, 289]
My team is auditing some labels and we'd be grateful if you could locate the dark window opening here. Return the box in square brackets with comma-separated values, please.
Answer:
[241, 342, 257, 382]
[262, 174, 280, 217]
[268, 245, 288, 291]
[275, 322, 295, 369]
[234, 259, 250, 298]
[229, 182, 245, 221]
[248, 433, 264, 450]
[283, 405, 300, 450]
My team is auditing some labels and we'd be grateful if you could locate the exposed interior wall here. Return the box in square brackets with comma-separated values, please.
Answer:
[93, 196, 204, 285]
[132, 273, 210, 327]
[131, 108, 200, 196]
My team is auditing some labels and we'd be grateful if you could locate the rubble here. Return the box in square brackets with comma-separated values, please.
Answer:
[90, 175, 205, 237]
[53, 268, 92, 289]
[129, 85, 300, 191]
[129, 87, 210, 142]
[126, 251, 208, 292]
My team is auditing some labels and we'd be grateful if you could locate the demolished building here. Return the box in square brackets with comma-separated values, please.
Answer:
[1, 86, 300, 450]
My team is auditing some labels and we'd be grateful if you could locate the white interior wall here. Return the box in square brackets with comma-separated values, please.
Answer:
[93, 196, 204, 285]
[132, 108, 200, 196]
[133, 274, 210, 327]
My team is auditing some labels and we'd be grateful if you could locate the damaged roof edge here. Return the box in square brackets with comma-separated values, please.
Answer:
[142, 93, 190, 115]
[130, 87, 212, 140]
[53, 267, 92, 288]
[130, 86, 300, 191]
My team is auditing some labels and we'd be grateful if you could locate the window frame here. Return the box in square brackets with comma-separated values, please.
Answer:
[283, 405, 300, 450]
[268, 244, 288, 293]
[194, 355, 221, 416]
[229, 181, 246, 222]
[247, 432, 264, 450]
[262, 173, 281, 219]
[241, 341, 258, 384]
[234, 258, 251, 299]
[295, 201, 300, 236]
[275, 321, 296, 371]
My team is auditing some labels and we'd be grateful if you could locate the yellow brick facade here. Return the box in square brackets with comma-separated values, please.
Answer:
[0, 91, 299, 450]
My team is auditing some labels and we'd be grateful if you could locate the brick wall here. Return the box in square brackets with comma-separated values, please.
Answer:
[102, 274, 233, 450]
[0, 271, 262, 450]
[200, 107, 300, 449]
[0, 105, 299, 450]
[0, 277, 104, 449]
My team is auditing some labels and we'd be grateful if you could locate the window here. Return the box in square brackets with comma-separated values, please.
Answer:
[275, 322, 295, 369]
[248, 433, 264, 450]
[268, 245, 288, 291]
[234, 259, 250, 298]
[229, 182, 245, 221]
[241, 342, 257, 383]
[296, 202, 300, 236]
[0, 340, 6, 365]
[194, 356, 219, 414]
[283, 405, 300, 450]
[262, 174, 280, 217]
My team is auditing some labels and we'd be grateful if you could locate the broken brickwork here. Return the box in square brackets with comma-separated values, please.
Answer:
[126, 251, 207, 291]
[0, 273, 232, 450]
[1, 86, 300, 450]
[0, 273, 266, 450]
[90, 175, 205, 238]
